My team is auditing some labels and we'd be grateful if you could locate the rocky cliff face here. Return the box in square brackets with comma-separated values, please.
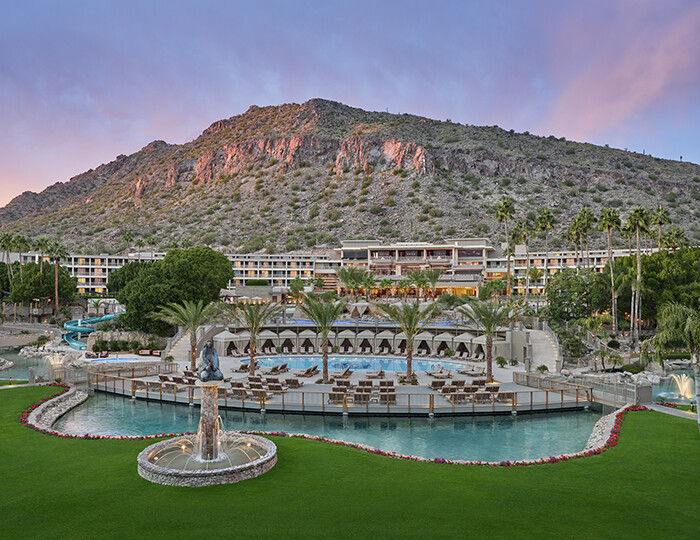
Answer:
[1, 98, 699, 253]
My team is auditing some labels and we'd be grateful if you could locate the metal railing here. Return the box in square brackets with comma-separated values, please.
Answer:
[513, 373, 594, 403]
[90, 372, 593, 416]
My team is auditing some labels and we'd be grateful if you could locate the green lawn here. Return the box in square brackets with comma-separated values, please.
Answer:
[2, 387, 699, 539]
[0, 379, 27, 386]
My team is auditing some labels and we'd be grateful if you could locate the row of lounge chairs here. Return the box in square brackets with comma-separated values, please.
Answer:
[448, 391, 515, 405]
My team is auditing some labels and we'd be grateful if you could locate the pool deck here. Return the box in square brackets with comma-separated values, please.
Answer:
[90, 355, 593, 417]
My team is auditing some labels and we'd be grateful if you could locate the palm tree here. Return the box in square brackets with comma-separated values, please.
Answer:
[374, 301, 441, 381]
[34, 236, 51, 274]
[598, 208, 621, 335]
[512, 220, 532, 300]
[336, 267, 365, 298]
[661, 226, 688, 251]
[11, 234, 31, 282]
[46, 240, 69, 317]
[565, 219, 580, 267]
[0, 232, 14, 285]
[408, 270, 428, 302]
[134, 238, 145, 261]
[122, 230, 133, 251]
[495, 197, 515, 299]
[223, 302, 284, 376]
[300, 295, 347, 382]
[152, 300, 220, 372]
[361, 273, 377, 301]
[423, 268, 443, 299]
[527, 267, 544, 308]
[650, 303, 700, 434]
[620, 221, 634, 257]
[627, 207, 650, 345]
[650, 205, 670, 251]
[287, 276, 306, 304]
[536, 208, 556, 289]
[576, 207, 596, 268]
[379, 278, 393, 297]
[397, 277, 412, 301]
[458, 300, 516, 382]
[88, 298, 106, 316]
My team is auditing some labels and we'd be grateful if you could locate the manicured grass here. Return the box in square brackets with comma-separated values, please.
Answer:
[2, 387, 699, 539]
[0, 379, 27, 386]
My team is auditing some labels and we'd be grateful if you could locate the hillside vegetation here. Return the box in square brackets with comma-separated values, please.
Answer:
[1, 99, 698, 254]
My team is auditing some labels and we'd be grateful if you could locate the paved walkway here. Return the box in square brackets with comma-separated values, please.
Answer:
[529, 330, 559, 373]
[645, 402, 697, 420]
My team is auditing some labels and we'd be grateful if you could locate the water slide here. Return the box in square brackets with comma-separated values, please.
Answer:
[63, 313, 122, 350]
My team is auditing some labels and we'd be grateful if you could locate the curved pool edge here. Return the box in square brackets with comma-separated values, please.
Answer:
[19, 383, 648, 468]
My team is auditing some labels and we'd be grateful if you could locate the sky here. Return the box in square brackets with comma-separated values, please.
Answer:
[1, 0, 699, 207]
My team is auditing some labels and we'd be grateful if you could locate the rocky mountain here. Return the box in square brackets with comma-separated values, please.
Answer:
[1, 98, 699, 254]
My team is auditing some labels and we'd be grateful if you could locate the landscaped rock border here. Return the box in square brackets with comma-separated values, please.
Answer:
[0, 356, 14, 371]
[20, 383, 650, 467]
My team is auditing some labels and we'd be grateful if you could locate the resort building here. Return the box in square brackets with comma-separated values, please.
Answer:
[19, 239, 655, 298]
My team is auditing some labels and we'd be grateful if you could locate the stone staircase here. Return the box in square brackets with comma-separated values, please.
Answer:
[528, 329, 559, 373]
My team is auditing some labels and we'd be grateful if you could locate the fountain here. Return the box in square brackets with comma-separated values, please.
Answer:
[137, 341, 276, 487]
[657, 373, 697, 405]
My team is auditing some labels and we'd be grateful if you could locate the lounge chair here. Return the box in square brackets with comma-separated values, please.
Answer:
[430, 379, 446, 390]
[234, 361, 259, 373]
[433, 369, 452, 379]
[264, 365, 280, 375]
[267, 383, 286, 393]
[294, 365, 319, 378]
[440, 386, 456, 396]
[378, 379, 394, 388]
[158, 374, 171, 383]
[228, 388, 251, 400]
[285, 378, 304, 389]
[452, 379, 466, 389]
[278, 363, 289, 373]
[99, 351, 109, 358]
[496, 391, 515, 404]
[425, 365, 443, 377]
[171, 376, 186, 384]
[331, 385, 348, 393]
[474, 392, 492, 404]
[352, 392, 370, 404]
[379, 393, 397, 405]
[335, 379, 352, 389]
[328, 392, 346, 404]
[332, 366, 354, 379]
[366, 366, 384, 379]
[139, 349, 151, 356]
[451, 392, 472, 405]
[358, 379, 374, 388]
[151, 350, 161, 357]
[484, 384, 500, 393]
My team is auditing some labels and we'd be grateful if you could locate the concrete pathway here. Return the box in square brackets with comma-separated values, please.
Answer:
[529, 330, 559, 373]
[645, 402, 697, 420]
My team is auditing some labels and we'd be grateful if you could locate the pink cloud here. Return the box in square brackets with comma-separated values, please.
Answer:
[540, 4, 700, 140]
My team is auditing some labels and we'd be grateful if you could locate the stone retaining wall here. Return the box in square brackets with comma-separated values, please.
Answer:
[26, 387, 89, 431]
[583, 407, 624, 451]
[0, 357, 14, 371]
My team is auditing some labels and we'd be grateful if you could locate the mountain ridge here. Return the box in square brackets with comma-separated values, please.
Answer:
[2, 98, 699, 254]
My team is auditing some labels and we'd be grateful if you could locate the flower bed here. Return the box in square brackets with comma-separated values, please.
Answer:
[20, 383, 650, 467]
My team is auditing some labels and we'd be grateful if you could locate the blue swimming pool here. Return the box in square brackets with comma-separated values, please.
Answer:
[252, 355, 467, 372]
[54, 393, 603, 461]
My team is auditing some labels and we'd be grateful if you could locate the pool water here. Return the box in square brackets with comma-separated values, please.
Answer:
[253, 355, 464, 372]
[653, 369, 695, 401]
[54, 393, 603, 461]
[0, 349, 51, 380]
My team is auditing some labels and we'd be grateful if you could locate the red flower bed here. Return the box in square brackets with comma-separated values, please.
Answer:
[20, 384, 650, 467]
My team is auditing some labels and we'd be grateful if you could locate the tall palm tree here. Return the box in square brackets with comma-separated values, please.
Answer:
[457, 300, 516, 382]
[397, 277, 412, 301]
[512, 220, 532, 300]
[12, 234, 31, 282]
[34, 236, 51, 274]
[650, 302, 700, 434]
[374, 301, 441, 381]
[336, 267, 365, 298]
[527, 267, 544, 309]
[152, 300, 220, 372]
[576, 207, 596, 268]
[134, 238, 145, 261]
[536, 208, 556, 289]
[627, 207, 650, 345]
[46, 240, 69, 317]
[223, 302, 284, 376]
[565, 219, 580, 268]
[423, 268, 443, 299]
[379, 278, 393, 297]
[495, 197, 515, 299]
[0, 232, 14, 285]
[650, 205, 670, 251]
[620, 221, 634, 257]
[122, 230, 133, 251]
[598, 208, 621, 335]
[300, 295, 347, 382]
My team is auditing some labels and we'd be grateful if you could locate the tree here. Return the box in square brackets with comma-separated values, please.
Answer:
[288, 276, 306, 304]
[423, 268, 443, 299]
[223, 302, 284, 376]
[33, 237, 51, 274]
[46, 239, 69, 317]
[627, 207, 650, 345]
[598, 208, 621, 335]
[536, 207, 556, 289]
[408, 270, 428, 302]
[335, 267, 366, 298]
[379, 278, 393, 296]
[565, 218, 580, 268]
[512, 220, 532, 300]
[546, 268, 596, 322]
[661, 226, 688, 251]
[527, 267, 544, 308]
[300, 295, 347, 382]
[0, 232, 14, 286]
[110, 247, 233, 335]
[397, 277, 412, 301]
[650, 205, 670, 251]
[152, 300, 220, 371]
[361, 273, 377, 301]
[374, 301, 441, 380]
[11, 235, 31, 282]
[575, 207, 596, 268]
[495, 197, 515, 299]
[458, 300, 516, 382]
[122, 230, 133, 250]
[134, 238, 145, 261]
[650, 302, 700, 434]
[9, 262, 75, 305]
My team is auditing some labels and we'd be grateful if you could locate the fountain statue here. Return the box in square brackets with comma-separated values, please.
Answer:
[657, 372, 697, 405]
[137, 341, 276, 486]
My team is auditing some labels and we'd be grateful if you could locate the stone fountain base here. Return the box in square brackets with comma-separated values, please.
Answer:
[137, 379, 277, 487]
